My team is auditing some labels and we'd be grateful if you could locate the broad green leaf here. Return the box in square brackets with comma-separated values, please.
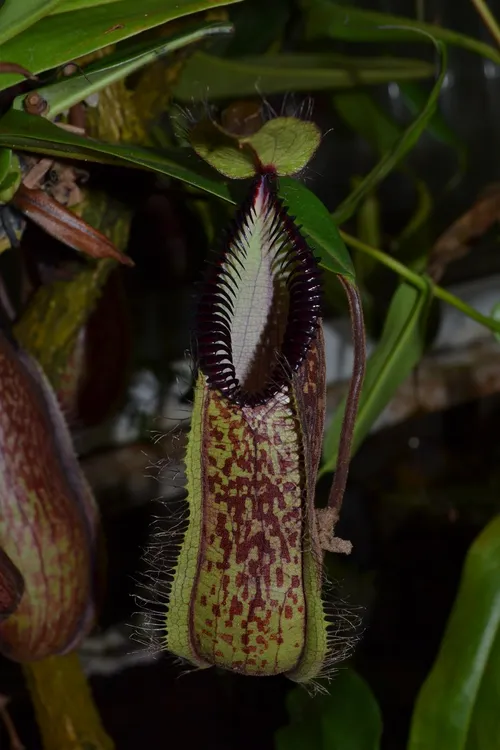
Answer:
[302, 0, 500, 66]
[51, 0, 121, 11]
[174, 51, 435, 101]
[320, 281, 431, 476]
[334, 91, 402, 157]
[275, 669, 382, 750]
[0, 0, 242, 91]
[0, 109, 232, 203]
[279, 176, 355, 283]
[12, 21, 233, 118]
[332, 41, 447, 225]
[0, 0, 62, 46]
[408, 515, 500, 750]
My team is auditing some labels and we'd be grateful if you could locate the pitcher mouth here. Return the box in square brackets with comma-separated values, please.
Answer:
[196, 173, 322, 407]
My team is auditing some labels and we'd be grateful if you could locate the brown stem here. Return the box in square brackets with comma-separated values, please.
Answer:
[327, 277, 366, 513]
[317, 277, 365, 554]
[0, 63, 37, 81]
[69, 102, 86, 131]
[62, 62, 88, 131]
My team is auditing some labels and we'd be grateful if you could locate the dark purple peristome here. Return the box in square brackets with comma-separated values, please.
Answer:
[195, 172, 323, 407]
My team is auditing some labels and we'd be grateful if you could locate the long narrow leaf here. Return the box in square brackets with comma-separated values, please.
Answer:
[320, 280, 431, 476]
[173, 51, 434, 101]
[0, 0, 241, 91]
[0, 0, 62, 46]
[12, 22, 233, 118]
[302, 0, 500, 66]
[0, 109, 232, 202]
[332, 41, 446, 225]
[51, 0, 121, 11]
[408, 515, 500, 750]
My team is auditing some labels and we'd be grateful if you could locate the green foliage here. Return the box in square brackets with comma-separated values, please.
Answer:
[0, 0, 242, 91]
[51, 0, 122, 11]
[275, 670, 382, 750]
[302, 0, 500, 66]
[333, 41, 447, 224]
[190, 117, 321, 178]
[491, 303, 500, 343]
[11, 21, 234, 118]
[409, 515, 500, 750]
[279, 177, 355, 282]
[174, 51, 434, 101]
[321, 281, 431, 475]
[0, 109, 233, 202]
[0, 147, 20, 201]
[1, 0, 500, 746]
[221, 0, 289, 55]
[0, 0, 61, 46]
[334, 92, 402, 158]
[399, 82, 466, 159]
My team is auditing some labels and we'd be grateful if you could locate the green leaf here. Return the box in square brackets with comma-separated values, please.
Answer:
[190, 117, 321, 179]
[332, 40, 447, 225]
[189, 120, 255, 178]
[0, 109, 232, 203]
[275, 669, 382, 750]
[0, 0, 62, 46]
[320, 281, 431, 476]
[0, 147, 12, 187]
[173, 51, 435, 101]
[302, 0, 500, 66]
[334, 91, 402, 157]
[50, 0, 121, 11]
[399, 82, 465, 155]
[0, 0, 242, 91]
[12, 21, 234, 119]
[223, 0, 290, 56]
[393, 179, 433, 258]
[408, 515, 500, 750]
[0, 148, 20, 202]
[491, 302, 500, 344]
[189, 120, 255, 180]
[279, 176, 355, 283]
[246, 118, 321, 176]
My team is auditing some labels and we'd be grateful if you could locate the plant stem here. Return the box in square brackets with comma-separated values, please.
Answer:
[23, 652, 114, 750]
[470, 0, 500, 48]
[327, 277, 366, 513]
[340, 231, 500, 337]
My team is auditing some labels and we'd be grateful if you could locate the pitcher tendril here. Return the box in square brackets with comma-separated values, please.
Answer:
[139, 109, 366, 682]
